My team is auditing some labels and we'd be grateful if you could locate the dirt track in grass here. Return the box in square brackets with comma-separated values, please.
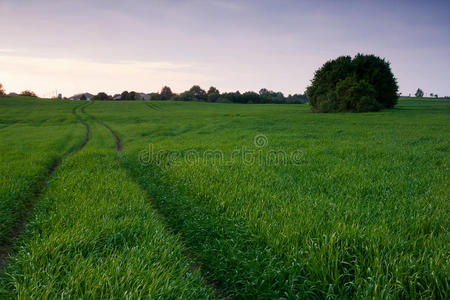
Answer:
[0, 103, 91, 273]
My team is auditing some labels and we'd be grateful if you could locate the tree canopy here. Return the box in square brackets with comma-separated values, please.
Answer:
[92, 92, 112, 101]
[306, 54, 399, 112]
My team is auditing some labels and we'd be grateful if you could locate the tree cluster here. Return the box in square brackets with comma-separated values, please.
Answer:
[306, 54, 399, 112]
[92, 92, 112, 101]
[20, 90, 38, 97]
[120, 91, 140, 100]
[150, 86, 308, 104]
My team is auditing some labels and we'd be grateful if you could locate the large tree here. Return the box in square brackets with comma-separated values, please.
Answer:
[306, 54, 398, 112]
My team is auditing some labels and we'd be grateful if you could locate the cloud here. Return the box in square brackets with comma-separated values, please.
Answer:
[0, 55, 212, 96]
[0, 48, 15, 53]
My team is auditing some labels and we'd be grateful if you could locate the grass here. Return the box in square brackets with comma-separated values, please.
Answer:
[0, 96, 448, 298]
[0, 96, 85, 244]
[0, 102, 212, 298]
[90, 98, 449, 298]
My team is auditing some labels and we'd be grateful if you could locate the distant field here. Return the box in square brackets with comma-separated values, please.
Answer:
[0, 96, 448, 298]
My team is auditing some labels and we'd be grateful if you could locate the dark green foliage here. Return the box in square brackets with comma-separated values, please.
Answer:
[207, 86, 220, 102]
[149, 93, 161, 100]
[160, 86, 173, 100]
[120, 91, 139, 100]
[415, 88, 424, 98]
[179, 85, 207, 101]
[216, 90, 307, 104]
[286, 94, 308, 104]
[120, 91, 129, 100]
[307, 54, 398, 112]
[20, 90, 38, 97]
[92, 92, 112, 101]
[335, 76, 381, 112]
[129, 91, 138, 100]
[80, 94, 87, 101]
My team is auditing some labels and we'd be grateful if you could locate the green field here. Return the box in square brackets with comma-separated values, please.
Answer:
[0, 96, 448, 298]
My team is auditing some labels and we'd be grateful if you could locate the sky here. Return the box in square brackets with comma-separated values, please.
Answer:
[0, 0, 449, 98]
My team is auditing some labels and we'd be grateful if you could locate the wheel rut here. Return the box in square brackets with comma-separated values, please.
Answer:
[86, 103, 226, 298]
[144, 102, 162, 111]
[0, 103, 91, 273]
[82, 104, 122, 151]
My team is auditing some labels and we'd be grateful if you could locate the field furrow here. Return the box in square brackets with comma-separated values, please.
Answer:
[0, 106, 214, 298]
[87, 99, 449, 298]
[0, 100, 88, 271]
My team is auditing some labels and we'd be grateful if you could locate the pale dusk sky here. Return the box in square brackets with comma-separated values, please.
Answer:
[1, 0, 449, 97]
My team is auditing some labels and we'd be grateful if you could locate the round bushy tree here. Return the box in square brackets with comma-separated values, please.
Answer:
[306, 54, 398, 112]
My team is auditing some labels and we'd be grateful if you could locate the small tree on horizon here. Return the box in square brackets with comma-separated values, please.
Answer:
[415, 88, 424, 98]
[207, 86, 220, 102]
[92, 92, 111, 101]
[160, 86, 173, 100]
[20, 90, 38, 97]
[120, 91, 129, 100]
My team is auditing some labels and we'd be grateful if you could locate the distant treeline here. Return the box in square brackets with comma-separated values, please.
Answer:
[92, 85, 308, 104]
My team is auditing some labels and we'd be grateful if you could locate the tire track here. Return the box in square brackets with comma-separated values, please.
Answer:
[82, 104, 122, 151]
[0, 103, 91, 273]
[144, 102, 162, 111]
[87, 104, 225, 298]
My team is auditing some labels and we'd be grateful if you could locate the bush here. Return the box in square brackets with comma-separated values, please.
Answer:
[20, 90, 38, 97]
[336, 76, 381, 112]
[307, 54, 398, 112]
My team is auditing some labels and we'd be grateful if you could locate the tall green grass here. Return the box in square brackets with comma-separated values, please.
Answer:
[89, 99, 449, 298]
[0, 97, 448, 298]
[0, 97, 84, 244]
[1, 112, 213, 298]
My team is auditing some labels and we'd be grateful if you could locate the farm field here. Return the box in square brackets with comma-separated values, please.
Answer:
[0, 96, 449, 298]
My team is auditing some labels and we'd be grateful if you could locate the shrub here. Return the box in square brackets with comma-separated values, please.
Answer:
[335, 76, 381, 112]
[307, 54, 398, 112]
